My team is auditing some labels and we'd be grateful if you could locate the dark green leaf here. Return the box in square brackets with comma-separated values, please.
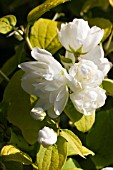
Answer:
[87, 106, 113, 168]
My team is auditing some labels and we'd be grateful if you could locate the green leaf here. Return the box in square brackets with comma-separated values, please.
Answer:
[0, 43, 28, 84]
[64, 99, 95, 132]
[64, 99, 83, 123]
[81, 0, 109, 15]
[1, 145, 32, 165]
[36, 136, 67, 170]
[86, 104, 113, 168]
[60, 129, 85, 158]
[74, 113, 95, 133]
[0, 15, 16, 34]
[3, 70, 46, 144]
[8, 130, 34, 152]
[30, 18, 62, 54]
[88, 18, 113, 42]
[4, 161, 23, 170]
[67, 141, 94, 157]
[27, 0, 70, 24]
[102, 78, 113, 96]
[62, 158, 81, 170]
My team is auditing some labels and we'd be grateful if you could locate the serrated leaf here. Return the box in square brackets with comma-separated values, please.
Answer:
[3, 70, 46, 144]
[27, 0, 70, 24]
[36, 136, 67, 170]
[0, 15, 16, 34]
[62, 158, 81, 170]
[60, 129, 85, 158]
[88, 18, 112, 42]
[67, 141, 94, 157]
[30, 18, 62, 54]
[81, 0, 109, 15]
[1, 145, 32, 165]
[102, 78, 113, 96]
[86, 105, 113, 168]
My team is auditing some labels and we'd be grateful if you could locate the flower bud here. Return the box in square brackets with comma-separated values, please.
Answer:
[30, 107, 46, 121]
[37, 126, 57, 147]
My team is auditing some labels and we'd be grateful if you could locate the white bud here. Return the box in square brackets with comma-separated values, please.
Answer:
[37, 126, 57, 147]
[30, 107, 46, 121]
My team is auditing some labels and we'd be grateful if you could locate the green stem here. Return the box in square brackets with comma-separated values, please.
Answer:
[0, 70, 9, 82]
[25, 25, 33, 50]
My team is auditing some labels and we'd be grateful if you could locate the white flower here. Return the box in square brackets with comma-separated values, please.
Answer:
[102, 168, 113, 170]
[30, 107, 46, 121]
[19, 47, 69, 118]
[79, 45, 112, 76]
[37, 126, 57, 147]
[58, 18, 104, 53]
[70, 86, 106, 115]
[68, 59, 104, 91]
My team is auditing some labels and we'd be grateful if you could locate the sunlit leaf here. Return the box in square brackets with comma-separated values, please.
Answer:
[27, 0, 70, 24]
[0, 15, 16, 34]
[30, 18, 62, 54]
[3, 70, 46, 144]
[74, 113, 95, 133]
[67, 142, 94, 157]
[64, 99, 95, 132]
[109, 0, 113, 7]
[1, 145, 32, 165]
[62, 158, 81, 170]
[36, 136, 67, 170]
[60, 129, 85, 158]
[88, 18, 112, 42]
[102, 78, 113, 96]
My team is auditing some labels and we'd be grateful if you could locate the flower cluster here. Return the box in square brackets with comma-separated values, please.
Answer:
[19, 18, 111, 147]
[58, 18, 112, 115]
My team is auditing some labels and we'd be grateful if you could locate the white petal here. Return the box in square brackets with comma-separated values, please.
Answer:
[54, 86, 69, 116]
[31, 47, 52, 61]
[83, 26, 104, 52]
